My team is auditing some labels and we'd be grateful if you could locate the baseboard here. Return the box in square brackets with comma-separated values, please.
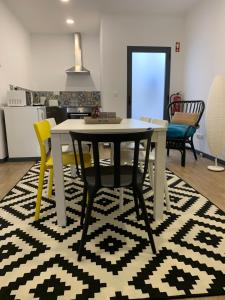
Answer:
[196, 150, 225, 166]
[0, 157, 8, 163]
[6, 157, 39, 162]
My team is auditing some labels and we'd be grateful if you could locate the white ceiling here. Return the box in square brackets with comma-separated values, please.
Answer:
[3, 0, 200, 34]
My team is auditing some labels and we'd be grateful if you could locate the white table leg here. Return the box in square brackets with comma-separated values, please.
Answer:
[51, 133, 67, 226]
[154, 130, 166, 220]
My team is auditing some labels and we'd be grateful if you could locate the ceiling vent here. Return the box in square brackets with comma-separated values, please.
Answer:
[66, 33, 90, 74]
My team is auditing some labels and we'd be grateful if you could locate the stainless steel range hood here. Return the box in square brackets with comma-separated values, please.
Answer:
[66, 33, 90, 74]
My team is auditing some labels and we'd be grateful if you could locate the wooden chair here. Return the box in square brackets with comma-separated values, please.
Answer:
[70, 129, 156, 261]
[33, 119, 91, 221]
[120, 117, 170, 211]
[167, 100, 205, 166]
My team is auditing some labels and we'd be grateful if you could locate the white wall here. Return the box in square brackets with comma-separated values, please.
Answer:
[4, 1, 222, 159]
[184, 0, 225, 158]
[100, 15, 185, 117]
[31, 33, 100, 91]
[0, 0, 31, 159]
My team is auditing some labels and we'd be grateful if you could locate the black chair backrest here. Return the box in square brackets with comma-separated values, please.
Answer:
[70, 129, 153, 188]
[168, 100, 205, 126]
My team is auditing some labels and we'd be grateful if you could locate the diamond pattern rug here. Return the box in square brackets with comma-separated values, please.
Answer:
[0, 161, 224, 300]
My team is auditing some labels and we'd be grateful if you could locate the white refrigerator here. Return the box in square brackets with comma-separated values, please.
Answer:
[4, 106, 46, 158]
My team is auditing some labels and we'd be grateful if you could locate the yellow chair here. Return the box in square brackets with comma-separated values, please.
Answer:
[34, 119, 91, 221]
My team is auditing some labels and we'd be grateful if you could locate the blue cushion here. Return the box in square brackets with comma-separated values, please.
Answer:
[167, 124, 196, 139]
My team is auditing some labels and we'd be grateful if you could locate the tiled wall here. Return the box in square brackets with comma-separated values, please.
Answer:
[33, 91, 101, 107]
[60, 91, 101, 106]
[9, 86, 101, 107]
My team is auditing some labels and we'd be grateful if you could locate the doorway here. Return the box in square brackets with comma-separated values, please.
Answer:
[127, 46, 171, 119]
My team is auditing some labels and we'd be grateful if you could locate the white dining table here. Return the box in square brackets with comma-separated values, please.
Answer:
[51, 118, 167, 226]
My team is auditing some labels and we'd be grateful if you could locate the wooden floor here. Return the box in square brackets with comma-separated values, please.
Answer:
[0, 151, 224, 300]
[0, 160, 35, 200]
[0, 150, 224, 213]
[167, 150, 225, 212]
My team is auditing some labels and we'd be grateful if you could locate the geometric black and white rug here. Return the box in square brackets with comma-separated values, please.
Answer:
[0, 161, 224, 300]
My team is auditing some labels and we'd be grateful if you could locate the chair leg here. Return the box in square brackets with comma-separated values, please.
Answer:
[167, 149, 170, 156]
[132, 188, 140, 220]
[136, 186, 156, 254]
[70, 165, 77, 177]
[190, 138, 197, 160]
[149, 160, 170, 211]
[80, 186, 87, 226]
[47, 168, 54, 198]
[164, 173, 170, 211]
[35, 165, 45, 221]
[78, 190, 95, 261]
[181, 145, 186, 167]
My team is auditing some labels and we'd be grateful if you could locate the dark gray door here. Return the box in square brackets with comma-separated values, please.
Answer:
[127, 46, 171, 119]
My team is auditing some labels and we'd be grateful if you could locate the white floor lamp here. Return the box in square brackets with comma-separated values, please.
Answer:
[206, 75, 225, 171]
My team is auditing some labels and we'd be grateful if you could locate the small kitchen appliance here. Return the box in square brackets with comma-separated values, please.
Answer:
[7, 90, 33, 106]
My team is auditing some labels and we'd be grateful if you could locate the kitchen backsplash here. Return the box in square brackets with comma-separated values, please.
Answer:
[33, 91, 101, 107]
[9, 85, 101, 107]
[61, 91, 101, 106]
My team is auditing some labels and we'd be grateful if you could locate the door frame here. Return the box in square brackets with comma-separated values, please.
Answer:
[127, 46, 171, 119]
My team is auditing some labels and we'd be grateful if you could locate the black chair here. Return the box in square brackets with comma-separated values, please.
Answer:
[70, 130, 156, 261]
[166, 100, 205, 167]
